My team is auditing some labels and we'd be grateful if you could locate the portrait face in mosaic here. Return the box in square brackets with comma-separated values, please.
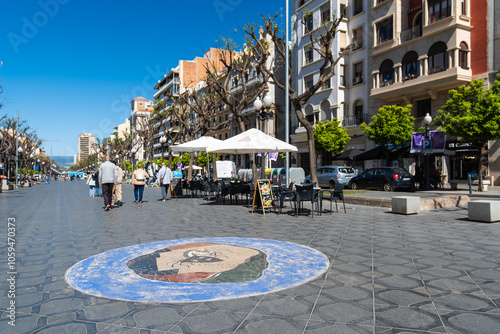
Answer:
[127, 242, 268, 283]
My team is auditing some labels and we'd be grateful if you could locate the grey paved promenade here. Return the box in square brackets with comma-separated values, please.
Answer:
[1, 180, 500, 333]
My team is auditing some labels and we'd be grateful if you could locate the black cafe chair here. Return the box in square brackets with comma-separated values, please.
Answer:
[203, 181, 220, 201]
[218, 180, 230, 204]
[322, 183, 346, 214]
[278, 182, 295, 214]
[295, 183, 320, 218]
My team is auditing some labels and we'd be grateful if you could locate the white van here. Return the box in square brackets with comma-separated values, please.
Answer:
[216, 161, 236, 180]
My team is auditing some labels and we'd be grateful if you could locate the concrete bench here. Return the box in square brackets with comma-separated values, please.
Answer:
[392, 196, 420, 215]
[449, 180, 460, 190]
[468, 200, 500, 223]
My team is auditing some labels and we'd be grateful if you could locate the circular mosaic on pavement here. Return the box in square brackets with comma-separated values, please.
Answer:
[65, 237, 330, 303]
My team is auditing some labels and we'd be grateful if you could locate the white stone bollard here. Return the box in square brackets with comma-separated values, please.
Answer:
[392, 196, 420, 215]
[468, 200, 500, 223]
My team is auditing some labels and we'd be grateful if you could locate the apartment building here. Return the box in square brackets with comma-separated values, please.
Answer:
[130, 97, 153, 162]
[152, 48, 233, 159]
[291, 0, 369, 174]
[368, 0, 496, 183]
[291, 0, 498, 184]
[77, 133, 95, 162]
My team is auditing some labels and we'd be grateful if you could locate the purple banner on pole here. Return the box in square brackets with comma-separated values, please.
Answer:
[269, 152, 278, 161]
[410, 132, 425, 153]
[411, 131, 446, 153]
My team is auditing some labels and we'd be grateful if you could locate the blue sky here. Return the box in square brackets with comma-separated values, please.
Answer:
[0, 0, 285, 156]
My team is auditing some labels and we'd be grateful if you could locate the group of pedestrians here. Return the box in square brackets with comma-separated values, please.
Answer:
[89, 157, 173, 211]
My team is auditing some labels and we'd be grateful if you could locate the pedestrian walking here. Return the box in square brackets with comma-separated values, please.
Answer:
[86, 172, 96, 197]
[157, 162, 173, 201]
[95, 170, 103, 197]
[131, 163, 149, 203]
[112, 161, 124, 206]
[99, 156, 117, 211]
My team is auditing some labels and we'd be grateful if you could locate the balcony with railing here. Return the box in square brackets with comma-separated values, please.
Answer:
[153, 77, 180, 98]
[400, 26, 422, 43]
[342, 115, 364, 127]
[230, 72, 263, 94]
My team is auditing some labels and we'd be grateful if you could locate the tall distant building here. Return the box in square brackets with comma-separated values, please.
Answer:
[78, 133, 95, 162]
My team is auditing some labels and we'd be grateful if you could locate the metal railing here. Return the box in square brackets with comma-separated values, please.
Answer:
[400, 26, 422, 43]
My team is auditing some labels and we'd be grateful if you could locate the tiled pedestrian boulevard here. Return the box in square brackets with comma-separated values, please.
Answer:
[1, 180, 500, 333]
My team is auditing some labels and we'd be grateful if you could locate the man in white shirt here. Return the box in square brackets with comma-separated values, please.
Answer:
[157, 162, 173, 201]
[112, 160, 124, 206]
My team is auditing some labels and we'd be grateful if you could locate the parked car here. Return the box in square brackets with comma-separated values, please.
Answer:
[304, 166, 357, 188]
[349, 167, 415, 192]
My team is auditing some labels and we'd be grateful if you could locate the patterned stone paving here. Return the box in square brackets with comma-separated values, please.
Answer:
[65, 238, 329, 303]
[0, 181, 500, 333]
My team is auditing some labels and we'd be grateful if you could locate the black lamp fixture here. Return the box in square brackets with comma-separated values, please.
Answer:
[254, 93, 274, 121]
[160, 135, 167, 161]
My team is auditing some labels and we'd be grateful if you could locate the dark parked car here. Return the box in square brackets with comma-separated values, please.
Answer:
[304, 166, 357, 188]
[349, 167, 415, 192]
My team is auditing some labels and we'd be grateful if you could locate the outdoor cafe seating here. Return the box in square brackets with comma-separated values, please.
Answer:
[203, 181, 220, 201]
[294, 183, 321, 217]
[229, 181, 251, 205]
[320, 183, 346, 214]
[276, 182, 295, 214]
[218, 180, 230, 204]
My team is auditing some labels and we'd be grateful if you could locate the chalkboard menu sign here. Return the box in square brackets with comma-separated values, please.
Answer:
[170, 177, 182, 198]
[252, 179, 274, 215]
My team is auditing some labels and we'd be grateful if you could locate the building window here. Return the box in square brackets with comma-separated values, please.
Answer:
[376, 17, 393, 45]
[304, 45, 313, 65]
[428, 42, 448, 74]
[353, 62, 363, 85]
[320, 100, 331, 121]
[354, 0, 363, 15]
[339, 31, 347, 51]
[340, 64, 346, 86]
[340, 3, 346, 17]
[305, 105, 315, 124]
[353, 27, 363, 50]
[354, 101, 363, 125]
[321, 4, 330, 23]
[402, 51, 420, 81]
[304, 13, 313, 34]
[376, 0, 388, 5]
[428, 0, 451, 24]
[459, 42, 469, 69]
[322, 77, 331, 90]
[379, 59, 394, 87]
[417, 99, 431, 118]
[461, 0, 466, 15]
[304, 75, 314, 92]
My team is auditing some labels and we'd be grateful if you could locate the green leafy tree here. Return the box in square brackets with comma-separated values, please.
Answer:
[361, 105, 414, 165]
[435, 76, 500, 191]
[197, 152, 220, 168]
[313, 120, 351, 158]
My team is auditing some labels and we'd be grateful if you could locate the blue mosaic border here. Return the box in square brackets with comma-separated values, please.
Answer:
[65, 237, 330, 303]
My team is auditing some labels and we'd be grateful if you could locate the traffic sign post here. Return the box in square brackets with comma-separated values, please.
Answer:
[422, 139, 432, 151]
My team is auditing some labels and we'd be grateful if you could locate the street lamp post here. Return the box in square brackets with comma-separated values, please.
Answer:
[423, 113, 432, 190]
[131, 147, 137, 173]
[160, 135, 167, 162]
[16, 146, 23, 188]
[254, 92, 274, 179]
[30, 153, 34, 176]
